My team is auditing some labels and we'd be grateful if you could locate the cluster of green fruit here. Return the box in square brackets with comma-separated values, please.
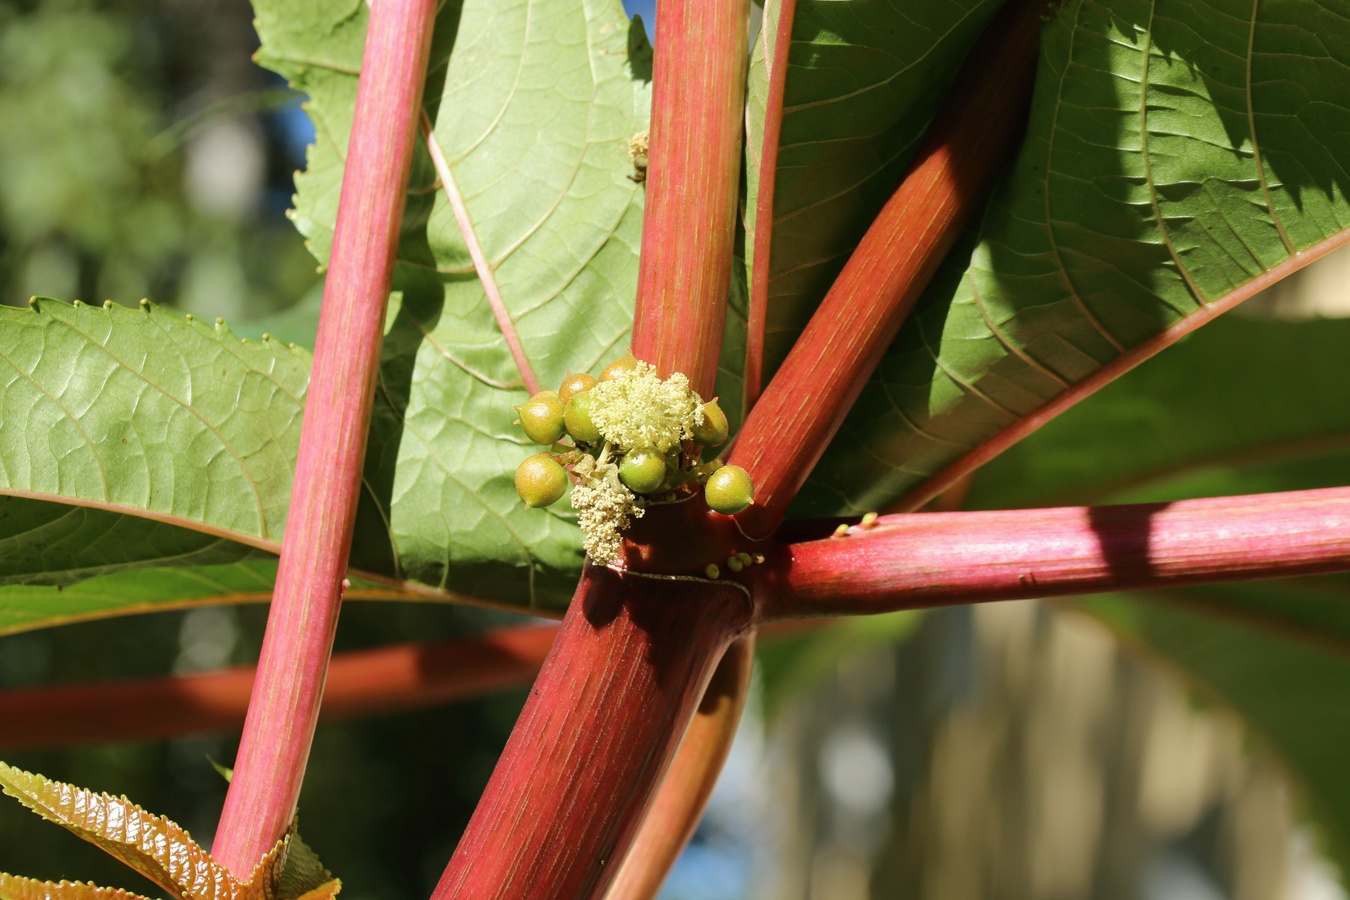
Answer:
[512, 353, 754, 564]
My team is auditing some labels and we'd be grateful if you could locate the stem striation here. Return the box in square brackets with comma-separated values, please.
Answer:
[211, 0, 437, 875]
[605, 633, 756, 900]
[433, 567, 753, 899]
[729, 0, 1047, 536]
[630, 0, 750, 396]
[761, 487, 1350, 620]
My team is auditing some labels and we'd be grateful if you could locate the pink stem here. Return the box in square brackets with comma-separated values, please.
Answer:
[211, 0, 437, 875]
[630, 0, 749, 396]
[761, 487, 1350, 620]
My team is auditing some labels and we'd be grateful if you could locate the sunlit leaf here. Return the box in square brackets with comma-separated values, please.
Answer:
[796, 0, 1350, 515]
[257, 0, 653, 611]
[743, 0, 1005, 383]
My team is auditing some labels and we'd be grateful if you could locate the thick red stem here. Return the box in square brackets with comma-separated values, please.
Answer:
[630, 0, 749, 395]
[0, 625, 557, 751]
[760, 487, 1350, 620]
[729, 0, 1045, 536]
[433, 567, 752, 899]
[605, 632, 755, 899]
[211, 0, 436, 875]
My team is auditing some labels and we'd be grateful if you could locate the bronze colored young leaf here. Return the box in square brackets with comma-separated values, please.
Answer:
[0, 762, 337, 900]
[0, 760, 233, 899]
[0, 874, 152, 900]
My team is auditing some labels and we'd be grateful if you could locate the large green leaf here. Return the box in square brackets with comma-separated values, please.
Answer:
[0, 299, 290, 632]
[794, 0, 1350, 516]
[1083, 593, 1350, 872]
[0, 299, 307, 541]
[743, 0, 1005, 382]
[952, 309, 1350, 869]
[966, 313, 1350, 509]
[257, 0, 652, 610]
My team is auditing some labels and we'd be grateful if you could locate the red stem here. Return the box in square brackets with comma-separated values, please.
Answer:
[211, 0, 437, 875]
[729, 0, 1046, 536]
[761, 487, 1350, 620]
[433, 567, 753, 899]
[630, 0, 749, 395]
[0, 625, 558, 752]
[744, 0, 798, 410]
[605, 632, 756, 899]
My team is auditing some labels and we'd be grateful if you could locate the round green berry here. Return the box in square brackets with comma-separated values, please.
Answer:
[515, 453, 568, 509]
[517, 391, 566, 445]
[692, 400, 730, 447]
[619, 447, 666, 494]
[559, 372, 599, 404]
[564, 392, 601, 443]
[704, 465, 754, 515]
[599, 352, 641, 382]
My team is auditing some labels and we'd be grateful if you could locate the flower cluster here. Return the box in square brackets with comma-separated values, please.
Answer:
[511, 353, 752, 564]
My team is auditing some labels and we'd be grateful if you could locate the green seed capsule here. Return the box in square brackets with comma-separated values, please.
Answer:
[515, 453, 568, 509]
[704, 465, 754, 515]
[600, 352, 641, 382]
[564, 392, 601, 443]
[619, 447, 666, 494]
[558, 372, 599, 404]
[517, 391, 565, 445]
[692, 400, 730, 447]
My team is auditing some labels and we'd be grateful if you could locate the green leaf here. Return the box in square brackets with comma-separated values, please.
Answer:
[743, 0, 1006, 382]
[794, 0, 1350, 516]
[965, 314, 1350, 508]
[0, 559, 414, 638]
[0, 299, 307, 543]
[256, 0, 652, 610]
[957, 304, 1350, 870]
[1081, 592, 1350, 873]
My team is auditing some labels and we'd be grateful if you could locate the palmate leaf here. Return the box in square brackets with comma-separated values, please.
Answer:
[0, 301, 418, 634]
[966, 313, 1350, 509]
[0, 0, 651, 623]
[743, 0, 1005, 383]
[0, 300, 306, 546]
[256, 0, 652, 611]
[793, 0, 1350, 516]
[963, 312, 1350, 870]
[0, 761, 335, 900]
[0, 560, 416, 638]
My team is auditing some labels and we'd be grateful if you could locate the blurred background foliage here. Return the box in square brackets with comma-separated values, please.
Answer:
[0, 0, 1347, 897]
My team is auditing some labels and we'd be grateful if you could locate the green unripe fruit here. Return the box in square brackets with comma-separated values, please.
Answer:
[559, 372, 599, 404]
[619, 447, 666, 494]
[692, 400, 730, 447]
[704, 465, 754, 515]
[517, 391, 566, 445]
[515, 454, 568, 509]
[599, 352, 641, 382]
[563, 392, 601, 443]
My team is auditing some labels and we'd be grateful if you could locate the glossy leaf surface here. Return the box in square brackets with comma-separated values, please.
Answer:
[743, 0, 1004, 382]
[794, 0, 1350, 516]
